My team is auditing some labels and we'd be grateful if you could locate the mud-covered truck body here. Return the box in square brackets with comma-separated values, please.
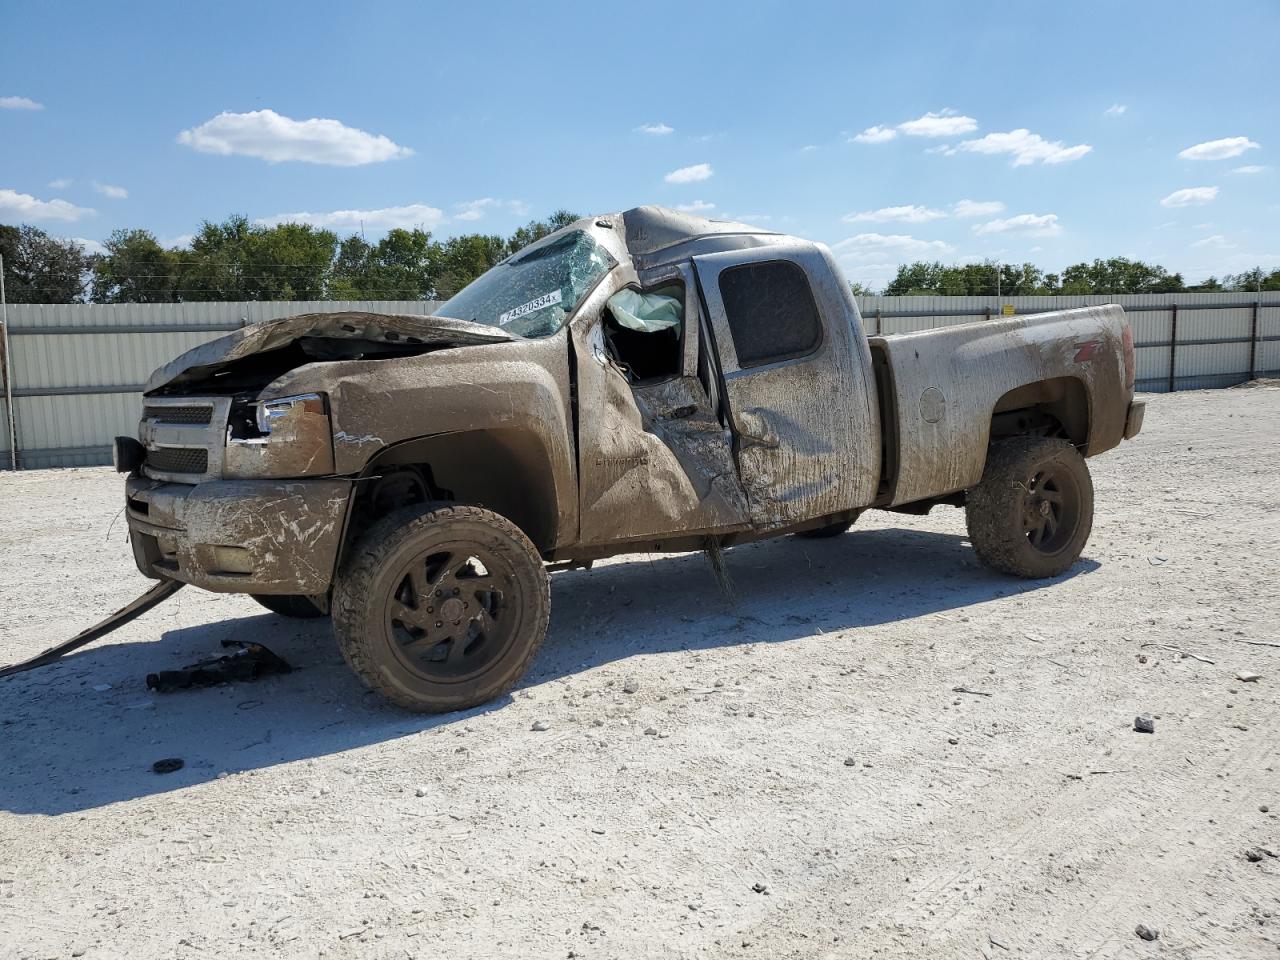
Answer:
[118, 206, 1145, 711]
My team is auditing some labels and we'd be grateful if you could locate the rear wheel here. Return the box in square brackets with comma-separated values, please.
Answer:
[332, 504, 550, 713]
[965, 437, 1094, 578]
[251, 594, 327, 619]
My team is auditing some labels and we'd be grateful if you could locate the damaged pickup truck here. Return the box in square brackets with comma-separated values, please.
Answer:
[116, 206, 1146, 712]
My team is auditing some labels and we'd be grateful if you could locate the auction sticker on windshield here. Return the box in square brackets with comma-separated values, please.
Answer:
[499, 289, 563, 326]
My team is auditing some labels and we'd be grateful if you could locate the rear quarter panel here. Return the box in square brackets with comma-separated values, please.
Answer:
[870, 304, 1131, 506]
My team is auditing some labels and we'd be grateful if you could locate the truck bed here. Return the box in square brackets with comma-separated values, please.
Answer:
[867, 304, 1131, 507]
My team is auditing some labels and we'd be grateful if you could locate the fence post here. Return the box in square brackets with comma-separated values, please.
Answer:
[875, 307, 882, 336]
[1249, 301, 1260, 380]
[1167, 303, 1178, 393]
[0, 252, 16, 470]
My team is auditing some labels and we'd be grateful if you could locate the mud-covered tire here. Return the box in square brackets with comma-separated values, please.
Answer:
[332, 504, 550, 713]
[793, 514, 858, 539]
[251, 594, 327, 619]
[965, 437, 1094, 579]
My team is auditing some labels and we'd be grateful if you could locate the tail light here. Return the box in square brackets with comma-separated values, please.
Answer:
[1121, 326, 1136, 390]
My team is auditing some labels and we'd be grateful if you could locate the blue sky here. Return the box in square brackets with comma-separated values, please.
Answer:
[1, 0, 1275, 288]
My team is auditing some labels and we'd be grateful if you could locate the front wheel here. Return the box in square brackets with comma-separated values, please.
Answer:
[965, 437, 1094, 578]
[332, 504, 550, 713]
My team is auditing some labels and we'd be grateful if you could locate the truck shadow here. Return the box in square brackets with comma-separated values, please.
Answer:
[0, 525, 1097, 816]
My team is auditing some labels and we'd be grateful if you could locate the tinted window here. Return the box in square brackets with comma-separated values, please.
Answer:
[717, 260, 822, 368]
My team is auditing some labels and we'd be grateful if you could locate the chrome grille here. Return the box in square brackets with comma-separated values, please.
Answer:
[145, 447, 209, 474]
[144, 404, 213, 425]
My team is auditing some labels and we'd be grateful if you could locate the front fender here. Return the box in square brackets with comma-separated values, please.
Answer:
[266, 329, 577, 547]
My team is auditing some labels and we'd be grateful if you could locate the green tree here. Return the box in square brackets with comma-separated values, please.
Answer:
[0, 224, 89, 303]
[175, 215, 256, 301]
[174, 216, 337, 301]
[883, 260, 1047, 296]
[1224, 267, 1280, 292]
[328, 234, 375, 299]
[245, 222, 338, 300]
[884, 261, 946, 296]
[91, 228, 179, 303]
[1185, 276, 1224, 293]
[435, 233, 509, 299]
[1059, 257, 1184, 294]
[505, 210, 580, 256]
[330, 229, 438, 300]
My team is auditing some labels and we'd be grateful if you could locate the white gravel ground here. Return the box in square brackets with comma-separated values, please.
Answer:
[1, 385, 1278, 960]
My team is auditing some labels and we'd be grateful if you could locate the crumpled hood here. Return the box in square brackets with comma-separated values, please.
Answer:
[145, 310, 519, 393]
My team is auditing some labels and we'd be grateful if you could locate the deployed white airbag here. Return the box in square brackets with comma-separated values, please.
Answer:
[607, 288, 683, 333]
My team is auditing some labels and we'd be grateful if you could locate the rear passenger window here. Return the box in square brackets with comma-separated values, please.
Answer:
[717, 260, 822, 368]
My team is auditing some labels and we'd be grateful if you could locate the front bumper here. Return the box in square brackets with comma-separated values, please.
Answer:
[1124, 401, 1146, 440]
[126, 476, 352, 595]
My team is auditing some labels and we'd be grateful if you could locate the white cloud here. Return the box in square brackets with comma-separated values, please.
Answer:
[635, 122, 674, 136]
[675, 200, 716, 213]
[1177, 137, 1259, 161]
[958, 129, 1092, 166]
[255, 203, 446, 231]
[664, 162, 713, 184]
[1231, 164, 1268, 174]
[0, 96, 43, 111]
[68, 237, 106, 256]
[851, 125, 898, 144]
[453, 198, 530, 221]
[1160, 186, 1219, 208]
[897, 109, 978, 138]
[93, 181, 128, 200]
[1191, 234, 1233, 249]
[177, 109, 412, 166]
[800, 144, 818, 152]
[0, 188, 95, 222]
[833, 233, 954, 259]
[923, 144, 957, 156]
[972, 213, 1063, 237]
[1104, 104, 1127, 117]
[842, 205, 946, 224]
[163, 234, 195, 250]
[48, 178, 71, 189]
[952, 199, 1005, 218]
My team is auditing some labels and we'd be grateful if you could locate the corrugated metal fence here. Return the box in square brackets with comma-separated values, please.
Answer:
[855, 292, 1279, 396]
[1, 293, 1276, 469]
[0, 301, 441, 469]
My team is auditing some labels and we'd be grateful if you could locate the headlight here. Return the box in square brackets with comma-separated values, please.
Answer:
[225, 393, 334, 479]
[256, 393, 326, 434]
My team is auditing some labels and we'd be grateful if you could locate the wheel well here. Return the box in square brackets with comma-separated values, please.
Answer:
[345, 429, 560, 553]
[990, 377, 1090, 449]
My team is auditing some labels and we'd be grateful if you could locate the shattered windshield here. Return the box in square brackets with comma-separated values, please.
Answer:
[434, 230, 616, 338]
